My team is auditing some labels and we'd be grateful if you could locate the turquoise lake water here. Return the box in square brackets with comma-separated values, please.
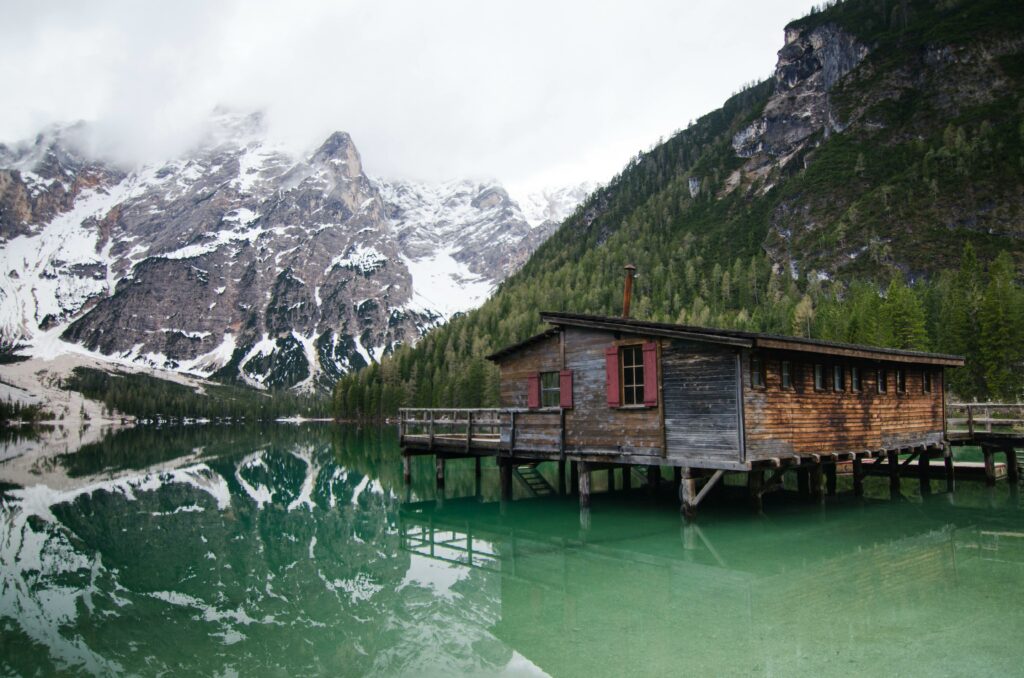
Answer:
[1, 424, 1022, 676]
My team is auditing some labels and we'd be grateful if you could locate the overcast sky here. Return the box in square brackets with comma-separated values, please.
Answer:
[1, 0, 820, 193]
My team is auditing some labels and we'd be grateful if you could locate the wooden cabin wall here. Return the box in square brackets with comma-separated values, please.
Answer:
[496, 334, 562, 408]
[562, 327, 664, 456]
[662, 340, 742, 463]
[743, 351, 945, 459]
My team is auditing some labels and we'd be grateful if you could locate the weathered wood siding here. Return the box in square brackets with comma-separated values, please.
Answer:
[743, 351, 945, 459]
[662, 340, 741, 462]
[562, 327, 664, 456]
[497, 334, 562, 408]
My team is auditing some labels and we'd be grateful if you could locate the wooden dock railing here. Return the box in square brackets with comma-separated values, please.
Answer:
[946, 403, 1024, 437]
[399, 407, 563, 454]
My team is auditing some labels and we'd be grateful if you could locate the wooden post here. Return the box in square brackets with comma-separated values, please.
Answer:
[673, 466, 682, 487]
[466, 411, 473, 451]
[918, 447, 931, 495]
[967, 404, 974, 438]
[403, 454, 411, 485]
[578, 461, 591, 509]
[499, 459, 513, 502]
[428, 411, 435, 449]
[825, 462, 837, 497]
[944, 443, 956, 493]
[570, 461, 578, 497]
[797, 468, 810, 497]
[558, 459, 567, 497]
[435, 456, 446, 491]
[623, 466, 632, 491]
[1005, 447, 1020, 484]
[474, 456, 482, 496]
[680, 467, 698, 520]
[888, 450, 901, 497]
[748, 470, 764, 512]
[852, 457, 864, 497]
[983, 446, 996, 486]
[809, 464, 824, 502]
[607, 468, 615, 492]
[648, 465, 661, 494]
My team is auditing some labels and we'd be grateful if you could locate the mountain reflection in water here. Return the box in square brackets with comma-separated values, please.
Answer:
[1, 424, 1022, 676]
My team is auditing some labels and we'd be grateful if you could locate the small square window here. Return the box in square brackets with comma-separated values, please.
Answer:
[751, 354, 765, 388]
[814, 364, 827, 391]
[877, 368, 888, 394]
[540, 371, 560, 408]
[832, 365, 844, 392]
[923, 370, 932, 393]
[851, 366, 861, 392]
[781, 360, 792, 390]
[896, 368, 906, 393]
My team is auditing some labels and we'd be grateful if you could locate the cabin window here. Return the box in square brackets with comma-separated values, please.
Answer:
[877, 367, 888, 394]
[832, 365, 845, 392]
[814, 363, 827, 391]
[540, 371, 560, 408]
[896, 368, 906, 393]
[781, 360, 793, 390]
[751, 354, 765, 388]
[851, 366, 862, 392]
[620, 344, 645, 406]
[923, 370, 932, 394]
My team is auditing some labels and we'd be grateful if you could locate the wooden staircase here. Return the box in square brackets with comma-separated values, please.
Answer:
[514, 463, 556, 497]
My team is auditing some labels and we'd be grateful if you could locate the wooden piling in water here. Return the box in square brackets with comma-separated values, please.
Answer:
[558, 459, 566, 496]
[499, 459, 512, 502]
[888, 450, 900, 496]
[578, 461, 591, 509]
[809, 464, 824, 502]
[607, 468, 615, 492]
[435, 456, 446, 491]
[1006, 447, 1020, 484]
[825, 462, 837, 497]
[403, 454, 411, 485]
[623, 465, 632, 491]
[748, 470, 764, 512]
[918, 447, 931, 495]
[680, 467, 697, 520]
[943, 443, 956, 493]
[797, 468, 810, 497]
[983, 446, 997, 486]
[852, 457, 864, 497]
[570, 461, 578, 497]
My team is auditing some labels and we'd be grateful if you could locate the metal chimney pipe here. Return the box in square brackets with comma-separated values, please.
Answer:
[622, 264, 637, 318]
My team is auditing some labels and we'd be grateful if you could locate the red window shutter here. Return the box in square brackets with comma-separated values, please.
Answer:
[643, 342, 658, 407]
[559, 369, 573, 409]
[604, 346, 620, 407]
[527, 373, 540, 409]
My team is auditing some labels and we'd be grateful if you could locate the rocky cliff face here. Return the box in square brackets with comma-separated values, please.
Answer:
[0, 112, 590, 389]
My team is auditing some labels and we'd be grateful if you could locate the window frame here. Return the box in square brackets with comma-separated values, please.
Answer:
[877, 367, 888, 394]
[851, 365, 862, 393]
[923, 369, 932, 394]
[832, 364, 845, 392]
[780, 360, 793, 390]
[539, 371, 560, 408]
[896, 367, 906, 394]
[620, 344, 646, 407]
[751, 353, 766, 389]
[814, 363, 827, 391]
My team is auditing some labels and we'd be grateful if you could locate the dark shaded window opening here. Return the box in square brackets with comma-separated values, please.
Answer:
[540, 371, 560, 408]
[751, 354, 765, 389]
[781, 360, 792, 390]
[833, 365, 844, 392]
[814, 364, 827, 391]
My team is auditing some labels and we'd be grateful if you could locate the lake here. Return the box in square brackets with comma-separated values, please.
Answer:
[1, 424, 1022, 676]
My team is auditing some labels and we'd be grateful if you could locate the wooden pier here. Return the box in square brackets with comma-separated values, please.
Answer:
[400, 401, 1023, 517]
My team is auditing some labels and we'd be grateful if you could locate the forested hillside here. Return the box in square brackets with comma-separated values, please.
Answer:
[334, 0, 1024, 419]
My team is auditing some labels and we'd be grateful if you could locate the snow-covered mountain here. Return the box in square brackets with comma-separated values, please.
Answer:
[0, 111, 592, 389]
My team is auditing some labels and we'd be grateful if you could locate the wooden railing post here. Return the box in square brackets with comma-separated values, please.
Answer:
[967, 404, 974, 437]
[428, 410, 435, 449]
[466, 411, 473, 451]
[985, 405, 992, 432]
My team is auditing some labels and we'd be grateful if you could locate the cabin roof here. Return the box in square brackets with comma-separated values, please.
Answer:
[485, 312, 964, 366]
[486, 327, 561, 362]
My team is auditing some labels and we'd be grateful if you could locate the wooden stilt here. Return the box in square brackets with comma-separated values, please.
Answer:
[558, 459, 567, 497]
[1005, 447, 1020, 484]
[809, 464, 824, 502]
[797, 468, 810, 496]
[435, 456, 446, 491]
[918, 447, 931, 495]
[499, 459, 513, 502]
[607, 468, 615, 492]
[852, 457, 864, 497]
[674, 467, 682, 487]
[474, 456, 482, 497]
[944, 444, 956, 493]
[402, 454, 411, 485]
[570, 461, 579, 497]
[825, 462, 837, 497]
[578, 461, 591, 509]
[648, 465, 661, 494]
[983, 447, 996, 487]
[680, 467, 697, 520]
[623, 465, 632, 491]
[748, 470, 764, 512]
[887, 450, 900, 497]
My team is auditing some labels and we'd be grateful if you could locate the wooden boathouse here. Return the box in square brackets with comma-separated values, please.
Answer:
[401, 307, 968, 515]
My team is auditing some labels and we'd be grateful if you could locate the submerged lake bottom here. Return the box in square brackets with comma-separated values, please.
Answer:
[1, 424, 1022, 676]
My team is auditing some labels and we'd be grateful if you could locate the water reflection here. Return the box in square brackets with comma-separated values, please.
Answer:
[1, 425, 1022, 676]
